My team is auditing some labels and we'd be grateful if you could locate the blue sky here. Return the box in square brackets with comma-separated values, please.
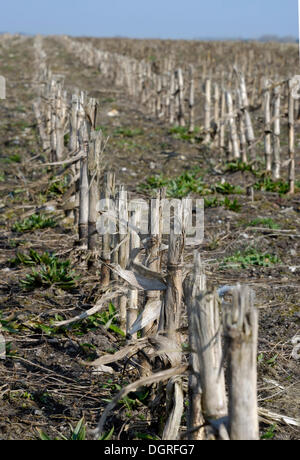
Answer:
[0, 0, 298, 40]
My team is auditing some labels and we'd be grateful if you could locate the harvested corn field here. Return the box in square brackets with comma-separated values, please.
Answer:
[0, 32, 299, 441]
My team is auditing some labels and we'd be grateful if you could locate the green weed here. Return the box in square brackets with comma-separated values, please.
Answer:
[140, 169, 210, 198]
[261, 424, 277, 440]
[140, 170, 243, 205]
[48, 176, 68, 196]
[64, 133, 70, 147]
[204, 196, 241, 212]
[248, 218, 280, 229]
[169, 125, 202, 143]
[223, 197, 241, 212]
[95, 125, 108, 135]
[266, 354, 278, 367]
[114, 127, 144, 138]
[10, 248, 56, 267]
[102, 97, 116, 104]
[213, 182, 244, 195]
[254, 177, 289, 195]
[225, 161, 258, 176]
[257, 353, 278, 367]
[19, 252, 76, 291]
[204, 196, 220, 208]
[95, 303, 125, 337]
[221, 248, 280, 269]
[37, 418, 112, 441]
[0, 312, 19, 334]
[9, 154, 22, 163]
[12, 214, 57, 232]
[66, 303, 125, 338]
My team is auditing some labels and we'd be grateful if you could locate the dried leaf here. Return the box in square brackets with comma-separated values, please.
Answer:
[258, 408, 300, 428]
[89, 342, 144, 367]
[92, 364, 115, 375]
[92, 365, 188, 439]
[53, 289, 126, 327]
[163, 377, 184, 440]
[131, 261, 166, 282]
[148, 335, 182, 367]
[128, 299, 162, 336]
[109, 263, 166, 291]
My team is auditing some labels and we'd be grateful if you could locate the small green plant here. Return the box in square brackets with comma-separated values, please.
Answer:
[169, 125, 202, 143]
[204, 196, 220, 208]
[114, 127, 144, 138]
[64, 133, 70, 147]
[139, 174, 169, 192]
[37, 418, 111, 441]
[99, 426, 115, 441]
[248, 218, 280, 230]
[102, 97, 116, 104]
[140, 170, 243, 204]
[254, 177, 290, 195]
[101, 381, 122, 391]
[221, 248, 280, 269]
[85, 303, 125, 337]
[3, 342, 17, 357]
[266, 354, 278, 367]
[95, 125, 108, 135]
[213, 182, 244, 195]
[12, 214, 57, 232]
[5, 390, 34, 402]
[10, 248, 53, 267]
[261, 424, 277, 440]
[223, 197, 241, 212]
[166, 171, 209, 198]
[122, 395, 138, 417]
[0, 312, 19, 333]
[258, 353, 278, 367]
[225, 161, 258, 176]
[68, 304, 125, 337]
[257, 353, 265, 363]
[48, 176, 68, 196]
[204, 196, 241, 212]
[9, 154, 22, 163]
[20, 252, 76, 291]
[0, 172, 5, 182]
[140, 169, 210, 198]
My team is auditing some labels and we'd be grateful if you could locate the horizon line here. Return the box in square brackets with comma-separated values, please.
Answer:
[0, 32, 298, 43]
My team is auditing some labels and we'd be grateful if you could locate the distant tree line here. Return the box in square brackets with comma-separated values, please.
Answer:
[194, 35, 298, 43]
[258, 35, 298, 43]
